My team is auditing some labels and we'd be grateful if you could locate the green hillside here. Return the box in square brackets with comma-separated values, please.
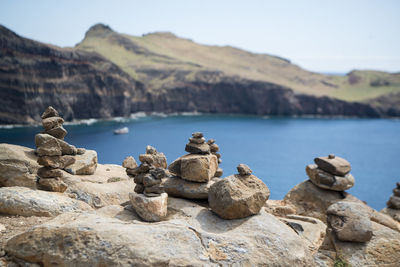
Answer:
[76, 24, 400, 102]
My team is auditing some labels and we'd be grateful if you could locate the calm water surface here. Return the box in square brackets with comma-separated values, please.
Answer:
[1, 115, 399, 210]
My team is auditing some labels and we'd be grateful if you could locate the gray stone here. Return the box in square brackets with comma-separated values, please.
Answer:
[122, 156, 137, 169]
[327, 201, 373, 242]
[41, 106, 59, 119]
[314, 155, 351, 176]
[209, 174, 270, 219]
[192, 132, 203, 138]
[387, 195, 400, 209]
[189, 137, 206, 144]
[0, 186, 92, 217]
[207, 138, 216, 145]
[134, 183, 144, 194]
[145, 145, 157, 154]
[162, 176, 219, 199]
[306, 164, 354, 191]
[185, 142, 210, 154]
[77, 148, 86, 155]
[210, 143, 219, 152]
[129, 192, 168, 222]
[215, 167, 223, 177]
[237, 164, 252, 176]
[42, 116, 64, 131]
[142, 174, 161, 187]
[35, 133, 62, 156]
[37, 155, 75, 169]
[37, 167, 63, 178]
[64, 150, 97, 175]
[144, 184, 164, 194]
[45, 125, 67, 139]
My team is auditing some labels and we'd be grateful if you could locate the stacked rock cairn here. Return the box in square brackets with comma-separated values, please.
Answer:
[208, 164, 270, 219]
[387, 182, 400, 210]
[123, 145, 169, 222]
[306, 154, 373, 242]
[306, 154, 354, 191]
[35, 106, 83, 192]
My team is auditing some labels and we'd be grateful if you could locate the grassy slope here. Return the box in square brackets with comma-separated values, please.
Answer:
[76, 25, 400, 102]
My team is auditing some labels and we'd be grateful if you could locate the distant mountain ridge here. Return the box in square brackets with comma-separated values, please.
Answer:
[0, 24, 398, 124]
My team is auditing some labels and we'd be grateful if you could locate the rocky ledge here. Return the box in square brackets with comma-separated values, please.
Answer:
[1, 141, 400, 266]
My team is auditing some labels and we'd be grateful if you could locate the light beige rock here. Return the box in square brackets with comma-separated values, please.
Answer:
[381, 207, 400, 222]
[162, 176, 219, 199]
[122, 156, 137, 169]
[129, 192, 168, 222]
[37, 178, 68, 193]
[279, 215, 327, 254]
[209, 174, 270, 219]
[314, 155, 351, 176]
[37, 155, 75, 169]
[169, 154, 218, 182]
[64, 150, 97, 175]
[306, 164, 355, 191]
[0, 186, 92, 217]
[0, 143, 39, 189]
[264, 199, 297, 217]
[5, 197, 315, 266]
[0, 223, 5, 232]
[327, 201, 373, 242]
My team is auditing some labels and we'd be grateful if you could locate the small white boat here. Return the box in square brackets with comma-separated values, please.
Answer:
[113, 127, 129, 135]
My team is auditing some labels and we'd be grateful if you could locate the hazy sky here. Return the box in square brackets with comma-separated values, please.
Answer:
[1, 0, 399, 73]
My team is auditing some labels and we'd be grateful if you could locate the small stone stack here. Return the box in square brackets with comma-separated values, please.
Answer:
[306, 154, 354, 191]
[207, 138, 223, 177]
[126, 146, 168, 222]
[208, 164, 270, 219]
[165, 132, 221, 200]
[35, 106, 78, 192]
[387, 183, 400, 210]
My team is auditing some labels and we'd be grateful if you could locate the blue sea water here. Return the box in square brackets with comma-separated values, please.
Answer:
[1, 115, 399, 210]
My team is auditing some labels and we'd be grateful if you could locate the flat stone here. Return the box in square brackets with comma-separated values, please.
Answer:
[210, 143, 219, 152]
[314, 155, 351, 176]
[42, 116, 64, 131]
[64, 150, 97, 175]
[144, 184, 164, 194]
[122, 156, 137, 169]
[208, 174, 270, 219]
[0, 144, 39, 189]
[142, 174, 161, 187]
[327, 201, 373, 242]
[58, 139, 77, 155]
[77, 148, 86, 155]
[45, 125, 67, 139]
[189, 137, 205, 144]
[180, 154, 218, 182]
[192, 132, 203, 138]
[149, 168, 167, 179]
[207, 139, 216, 145]
[129, 192, 168, 222]
[214, 152, 221, 158]
[0, 186, 92, 217]
[237, 164, 252, 176]
[185, 142, 210, 154]
[162, 176, 218, 199]
[37, 155, 75, 169]
[37, 177, 68, 193]
[306, 164, 354, 191]
[41, 106, 59, 119]
[215, 168, 223, 177]
[37, 167, 63, 178]
[35, 133, 62, 156]
[139, 153, 153, 164]
[134, 183, 144, 193]
[387, 195, 400, 209]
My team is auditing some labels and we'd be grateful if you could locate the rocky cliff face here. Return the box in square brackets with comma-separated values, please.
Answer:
[0, 25, 389, 124]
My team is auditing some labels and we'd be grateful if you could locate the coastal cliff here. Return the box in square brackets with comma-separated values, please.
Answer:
[0, 24, 398, 124]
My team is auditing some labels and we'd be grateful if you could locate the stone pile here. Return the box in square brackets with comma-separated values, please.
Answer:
[381, 182, 400, 222]
[208, 164, 270, 219]
[165, 132, 222, 199]
[35, 107, 79, 192]
[125, 146, 168, 222]
[306, 154, 354, 191]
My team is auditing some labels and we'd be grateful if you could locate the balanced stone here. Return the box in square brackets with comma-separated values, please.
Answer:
[77, 148, 86, 155]
[45, 126, 67, 139]
[129, 192, 168, 222]
[134, 183, 145, 194]
[327, 201, 373, 242]
[189, 137, 206, 144]
[162, 176, 219, 200]
[144, 185, 165, 195]
[306, 164, 354, 191]
[146, 145, 157, 154]
[37, 177, 67, 193]
[169, 154, 218, 183]
[41, 106, 59, 119]
[64, 150, 97, 175]
[237, 164, 252, 176]
[314, 155, 351, 176]
[35, 134, 62, 156]
[185, 142, 210, 154]
[37, 155, 75, 169]
[42, 117, 64, 131]
[192, 132, 203, 138]
[215, 168, 223, 177]
[37, 167, 63, 178]
[388, 195, 400, 209]
[122, 156, 137, 169]
[209, 164, 270, 219]
[143, 174, 162, 187]
[207, 139, 216, 145]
